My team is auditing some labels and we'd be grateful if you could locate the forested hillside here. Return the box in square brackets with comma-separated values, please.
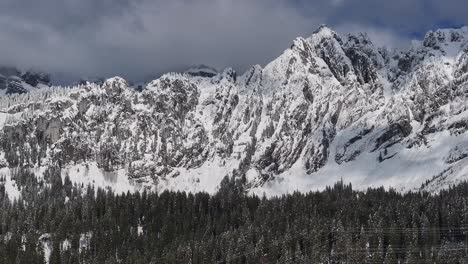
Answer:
[2, 168, 468, 263]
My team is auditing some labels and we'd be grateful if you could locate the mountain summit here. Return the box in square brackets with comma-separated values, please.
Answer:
[1, 26, 468, 197]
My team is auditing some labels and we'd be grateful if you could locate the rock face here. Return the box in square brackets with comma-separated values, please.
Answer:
[1, 26, 468, 195]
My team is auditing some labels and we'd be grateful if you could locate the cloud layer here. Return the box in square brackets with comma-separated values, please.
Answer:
[0, 0, 466, 83]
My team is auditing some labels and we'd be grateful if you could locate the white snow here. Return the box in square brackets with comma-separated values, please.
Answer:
[157, 158, 240, 194]
[62, 239, 71, 251]
[39, 234, 52, 264]
[0, 168, 21, 201]
[64, 162, 139, 194]
[252, 128, 468, 196]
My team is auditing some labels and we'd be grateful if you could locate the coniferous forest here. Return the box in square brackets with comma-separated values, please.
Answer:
[2, 168, 468, 263]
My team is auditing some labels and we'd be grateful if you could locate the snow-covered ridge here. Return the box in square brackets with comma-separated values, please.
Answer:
[1, 26, 468, 198]
[0, 66, 51, 96]
[0, 85, 81, 110]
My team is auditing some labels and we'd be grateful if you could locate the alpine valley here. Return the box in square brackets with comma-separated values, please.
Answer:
[2, 25, 468, 198]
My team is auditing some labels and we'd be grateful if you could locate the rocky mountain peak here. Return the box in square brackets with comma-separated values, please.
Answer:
[423, 27, 468, 48]
[311, 24, 338, 40]
[239, 64, 263, 89]
[345, 32, 373, 47]
[102, 76, 129, 94]
[219, 67, 237, 83]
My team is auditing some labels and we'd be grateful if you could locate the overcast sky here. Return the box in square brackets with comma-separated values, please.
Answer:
[0, 0, 467, 83]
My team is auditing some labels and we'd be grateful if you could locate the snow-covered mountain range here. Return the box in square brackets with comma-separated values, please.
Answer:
[0, 66, 51, 96]
[2, 25, 468, 197]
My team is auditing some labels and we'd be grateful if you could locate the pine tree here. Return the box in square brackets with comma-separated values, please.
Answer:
[49, 239, 62, 264]
[383, 245, 397, 264]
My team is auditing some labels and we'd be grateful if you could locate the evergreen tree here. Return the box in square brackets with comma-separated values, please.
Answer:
[383, 245, 397, 264]
[49, 239, 61, 264]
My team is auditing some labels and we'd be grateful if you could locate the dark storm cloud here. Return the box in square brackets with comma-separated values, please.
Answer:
[0, 0, 466, 83]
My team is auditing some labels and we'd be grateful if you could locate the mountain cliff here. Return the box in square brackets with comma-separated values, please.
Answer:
[1, 26, 468, 197]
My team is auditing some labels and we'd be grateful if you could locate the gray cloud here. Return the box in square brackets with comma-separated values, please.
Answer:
[0, 0, 467, 83]
[334, 24, 411, 50]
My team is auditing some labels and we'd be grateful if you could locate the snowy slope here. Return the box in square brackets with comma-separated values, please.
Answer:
[1, 26, 468, 197]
